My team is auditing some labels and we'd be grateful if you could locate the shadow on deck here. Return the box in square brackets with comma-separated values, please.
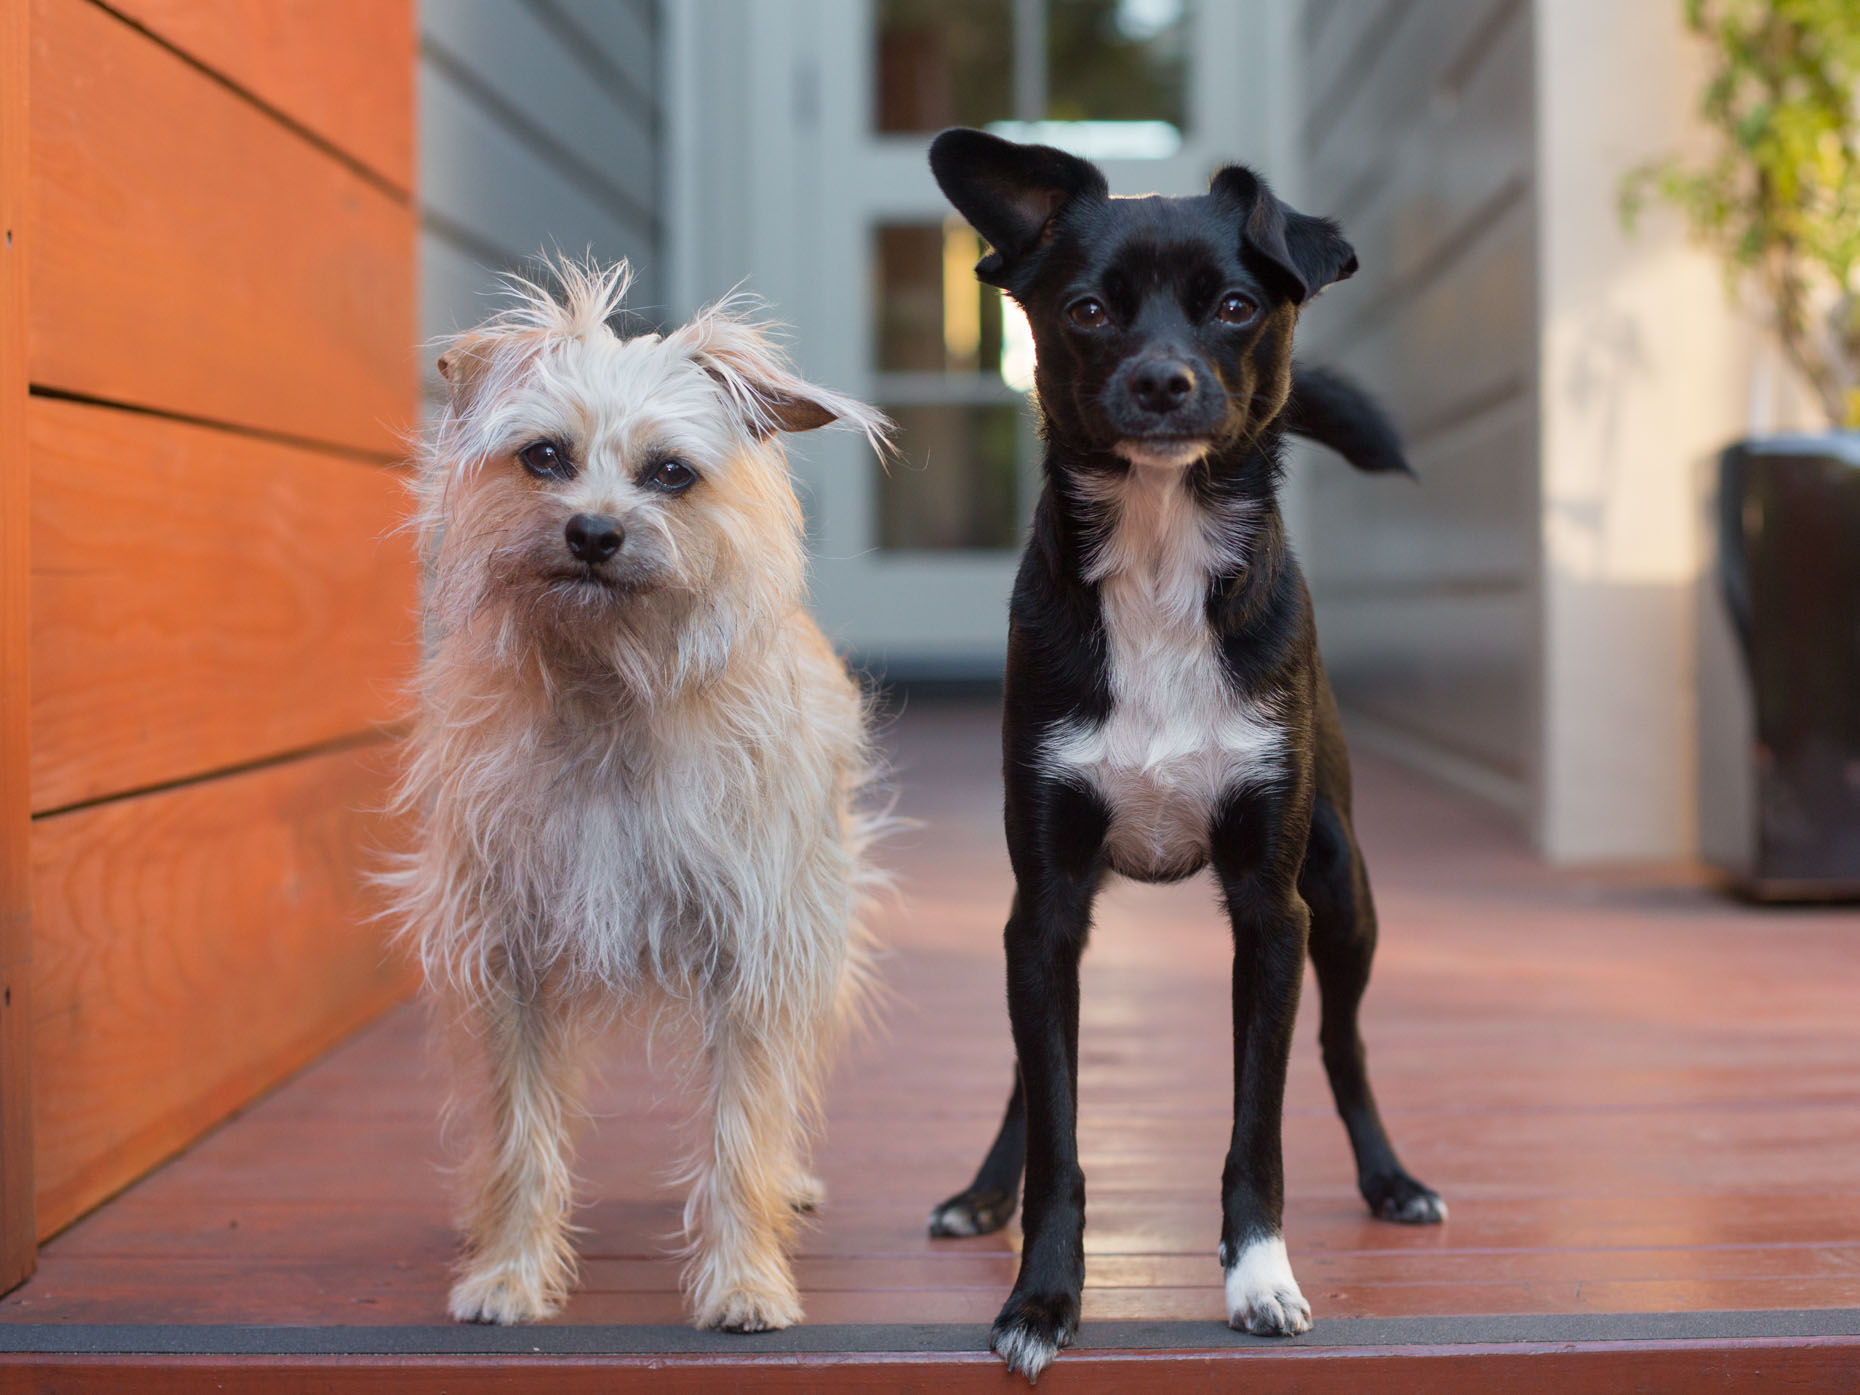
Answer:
[4, 700, 1859, 1391]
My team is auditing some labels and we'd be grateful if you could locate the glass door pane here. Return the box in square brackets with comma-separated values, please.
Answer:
[873, 0, 1014, 132]
[1047, 0, 1191, 127]
[871, 217, 1030, 552]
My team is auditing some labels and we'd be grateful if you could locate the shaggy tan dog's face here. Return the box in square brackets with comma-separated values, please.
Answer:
[421, 272, 882, 688]
[435, 329, 801, 638]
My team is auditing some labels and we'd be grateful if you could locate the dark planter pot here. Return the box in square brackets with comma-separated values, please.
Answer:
[1699, 434, 1860, 900]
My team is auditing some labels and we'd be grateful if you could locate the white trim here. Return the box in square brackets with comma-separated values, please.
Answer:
[662, 0, 702, 321]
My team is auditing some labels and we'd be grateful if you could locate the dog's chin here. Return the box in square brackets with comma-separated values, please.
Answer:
[1114, 438, 1211, 470]
[538, 568, 639, 603]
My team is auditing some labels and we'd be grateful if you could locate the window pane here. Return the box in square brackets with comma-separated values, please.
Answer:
[874, 0, 1013, 133]
[879, 403, 1023, 550]
[874, 221, 1004, 374]
[1047, 0, 1190, 129]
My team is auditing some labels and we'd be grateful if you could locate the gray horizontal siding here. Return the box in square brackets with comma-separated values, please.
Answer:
[1294, 0, 1537, 796]
[418, 0, 664, 362]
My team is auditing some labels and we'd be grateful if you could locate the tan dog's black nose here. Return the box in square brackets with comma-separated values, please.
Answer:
[565, 513, 623, 562]
[1130, 359, 1196, 415]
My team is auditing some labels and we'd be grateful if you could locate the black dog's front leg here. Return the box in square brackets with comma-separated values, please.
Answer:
[1211, 790, 1315, 1337]
[989, 781, 1105, 1382]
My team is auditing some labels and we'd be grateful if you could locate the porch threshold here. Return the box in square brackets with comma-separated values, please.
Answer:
[5, 1313, 1859, 1393]
[6, 1307, 1860, 1353]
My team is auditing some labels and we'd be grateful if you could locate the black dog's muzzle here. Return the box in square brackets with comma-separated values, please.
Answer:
[1103, 347, 1227, 441]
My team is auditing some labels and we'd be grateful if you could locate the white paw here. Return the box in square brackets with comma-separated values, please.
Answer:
[993, 1322, 1061, 1382]
[1224, 1234, 1312, 1337]
[927, 1199, 981, 1236]
[990, 1292, 1078, 1383]
[996, 1324, 1071, 1391]
[448, 1263, 561, 1324]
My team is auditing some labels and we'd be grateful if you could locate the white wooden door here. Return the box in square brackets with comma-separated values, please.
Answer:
[671, 0, 1283, 674]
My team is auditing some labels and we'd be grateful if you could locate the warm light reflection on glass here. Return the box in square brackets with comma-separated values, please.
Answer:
[942, 218, 982, 366]
[999, 295, 1037, 394]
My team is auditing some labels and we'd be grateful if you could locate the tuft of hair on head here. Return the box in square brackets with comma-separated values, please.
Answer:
[431, 255, 637, 415]
[491, 256, 637, 342]
[666, 290, 893, 461]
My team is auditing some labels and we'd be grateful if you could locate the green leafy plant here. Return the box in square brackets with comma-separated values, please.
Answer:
[1622, 0, 1860, 429]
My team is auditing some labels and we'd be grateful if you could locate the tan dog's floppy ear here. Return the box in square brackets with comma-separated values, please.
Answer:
[435, 331, 498, 411]
[669, 298, 892, 451]
[434, 327, 548, 415]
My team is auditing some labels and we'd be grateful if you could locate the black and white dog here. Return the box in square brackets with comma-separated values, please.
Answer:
[923, 129, 1446, 1380]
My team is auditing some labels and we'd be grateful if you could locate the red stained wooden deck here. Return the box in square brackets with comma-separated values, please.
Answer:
[4, 700, 1859, 1391]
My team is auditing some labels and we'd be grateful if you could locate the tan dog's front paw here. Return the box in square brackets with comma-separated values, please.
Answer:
[787, 1172, 826, 1214]
[449, 1263, 563, 1325]
[698, 1277, 803, 1333]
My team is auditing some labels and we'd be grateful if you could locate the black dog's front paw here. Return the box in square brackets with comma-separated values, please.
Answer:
[928, 1185, 1018, 1238]
[991, 1288, 1079, 1383]
[1365, 1171, 1448, 1224]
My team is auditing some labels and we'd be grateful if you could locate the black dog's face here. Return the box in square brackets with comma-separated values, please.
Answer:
[929, 130, 1357, 470]
[1014, 194, 1300, 467]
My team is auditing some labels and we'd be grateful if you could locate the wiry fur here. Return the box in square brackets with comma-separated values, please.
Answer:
[387, 259, 889, 1332]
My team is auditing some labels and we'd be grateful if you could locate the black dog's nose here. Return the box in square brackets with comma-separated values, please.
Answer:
[565, 512, 623, 563]
[1130, 359, 1196, 415]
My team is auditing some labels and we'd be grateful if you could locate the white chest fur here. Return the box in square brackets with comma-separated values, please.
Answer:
[1040, 466, 1283, 879]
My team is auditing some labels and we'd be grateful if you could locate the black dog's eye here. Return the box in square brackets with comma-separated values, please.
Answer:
[646, 458, 698, 493]
[1217, 293, 1258, 326]
[1067, 298, 1109, 330]
[518, 439, 573, 479]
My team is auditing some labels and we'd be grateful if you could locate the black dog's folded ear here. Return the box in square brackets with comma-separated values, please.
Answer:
[1210, 165, 1357, 305]
[929, 128, 1109, 286]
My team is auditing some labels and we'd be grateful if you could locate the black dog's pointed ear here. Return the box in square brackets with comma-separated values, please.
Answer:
[929, 128, 1109, 286]
[1210, 165, 1357, 305]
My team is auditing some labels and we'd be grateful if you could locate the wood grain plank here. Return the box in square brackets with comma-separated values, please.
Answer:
[103, 0, 414, 192]
[0, 0, 35, 1296]
[28, 0, 415, 455]
[3, 710, 1859, 1349]
[8, 1343, 1860, 1395]
[28, 397, 419, 813]
[29, 744, 413, 1238]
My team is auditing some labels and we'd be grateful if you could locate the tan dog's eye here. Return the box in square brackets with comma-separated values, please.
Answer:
[1217, 293, 1257, 326]
[519, 440, 573, 479]
[1067, 298, 1108, 330]
[647, 459, 698, 493]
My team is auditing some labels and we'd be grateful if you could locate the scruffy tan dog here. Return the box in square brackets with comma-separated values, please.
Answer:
[390, 261, 886, 1332]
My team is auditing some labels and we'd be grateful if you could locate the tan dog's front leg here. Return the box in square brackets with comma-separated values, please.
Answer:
[448, 978, 589, 1324]
[683, 1004, 819, 1332]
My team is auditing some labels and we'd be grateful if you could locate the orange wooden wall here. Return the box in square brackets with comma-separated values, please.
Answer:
[8, 0, 420, 1254]
[2, 0, 35, 1298]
